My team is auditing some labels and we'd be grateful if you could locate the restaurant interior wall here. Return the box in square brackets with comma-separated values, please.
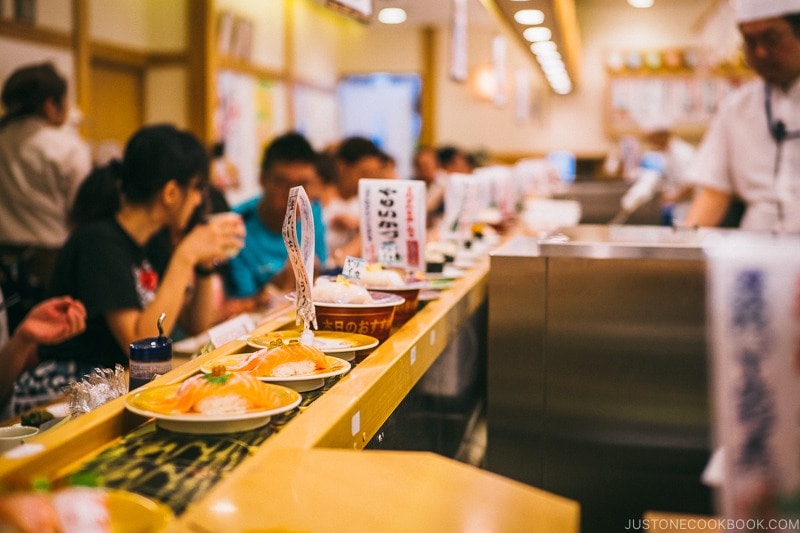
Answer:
[554, 0, 711, 156]
[339, 18, 549, 160]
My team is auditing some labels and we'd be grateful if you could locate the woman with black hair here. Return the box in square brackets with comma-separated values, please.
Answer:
[0, 62, 92, 331]
[10, 124, 245, 413]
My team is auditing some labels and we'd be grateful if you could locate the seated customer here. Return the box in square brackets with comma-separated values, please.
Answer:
[0, 289, 86, 417]
[224, 132, 327, 310]
[322, 136, 386, 268]
[11, 124, 245, 410]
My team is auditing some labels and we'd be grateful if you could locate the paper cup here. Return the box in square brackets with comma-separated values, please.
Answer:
[0, 426, 39, 452]
[705, 233, 800, 527]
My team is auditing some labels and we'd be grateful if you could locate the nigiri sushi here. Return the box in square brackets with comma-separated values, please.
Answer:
[312, 276, 373, 304]
[153, 366, 284, 415]
[229, 341, 329, 377]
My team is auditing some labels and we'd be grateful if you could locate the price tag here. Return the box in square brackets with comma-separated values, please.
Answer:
[282, 186, 317, 335]
[342, 256, 366, 280]
[358, 178, 426, 271]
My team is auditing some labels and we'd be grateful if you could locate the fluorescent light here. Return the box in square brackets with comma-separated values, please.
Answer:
[535, 49, 561, 60]
[523, 26, 552, 43]
[531, 41, 557, 54]
[627, 0, 654, 7]
[378, 7, 407, 24]
[514, 9, 545, 25]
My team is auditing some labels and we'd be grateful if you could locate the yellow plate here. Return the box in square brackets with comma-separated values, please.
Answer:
[108, 489, 173, 533]
[247, 330, 379, 354]
[125, 382, 301, 434]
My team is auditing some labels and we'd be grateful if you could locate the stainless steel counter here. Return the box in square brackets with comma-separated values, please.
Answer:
[486, 225, 713, 532]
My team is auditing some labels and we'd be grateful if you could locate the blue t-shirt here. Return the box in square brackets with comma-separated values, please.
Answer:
[225, 195, 327, 298]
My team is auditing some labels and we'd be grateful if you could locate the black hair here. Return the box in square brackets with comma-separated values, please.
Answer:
[336, 136, 383, 165]
[0, 62, 67, 127]
[69, 165, 120, 228]
[69, 124, 209, 226]
[785, 14, 800, 38]
[260, 131, 317, 174]
[315, 151, 339, 185]
[120, 124, 208, 204]
[436, 146, 461, 167]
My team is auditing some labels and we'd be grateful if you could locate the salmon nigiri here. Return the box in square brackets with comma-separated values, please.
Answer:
[153, 366, 284, 414]
[229, 341, 329, 377]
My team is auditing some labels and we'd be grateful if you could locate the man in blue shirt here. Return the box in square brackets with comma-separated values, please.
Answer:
[225, 132, 327, 304]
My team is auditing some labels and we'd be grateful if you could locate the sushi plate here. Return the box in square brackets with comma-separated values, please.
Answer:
[125, 382, 301, 434]
[200, 355, 351, 392]
[247, 330, 378, 362]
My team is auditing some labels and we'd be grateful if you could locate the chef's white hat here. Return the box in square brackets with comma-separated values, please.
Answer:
[731, 0, 800, 23]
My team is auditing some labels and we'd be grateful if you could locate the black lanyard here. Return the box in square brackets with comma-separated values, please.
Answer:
[764, 84, 800, 225]
[764, 84, 800, 146]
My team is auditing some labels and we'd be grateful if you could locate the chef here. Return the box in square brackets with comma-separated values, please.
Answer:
[684, 0, 800, 232]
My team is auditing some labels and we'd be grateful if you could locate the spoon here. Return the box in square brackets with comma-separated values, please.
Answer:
[157, 312, 166, 339]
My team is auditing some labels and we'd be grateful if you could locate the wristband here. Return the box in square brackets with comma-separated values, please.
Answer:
[194, 264, 217, 278]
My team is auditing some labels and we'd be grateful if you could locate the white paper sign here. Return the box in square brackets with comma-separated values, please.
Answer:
[208, 313, 256, 349]
[441, 173, 480, 241]
[282, 186, 317, 333]
[359, 179, 426, 271]
[705, 234, 800, 526]
[342, 256, 366, 280]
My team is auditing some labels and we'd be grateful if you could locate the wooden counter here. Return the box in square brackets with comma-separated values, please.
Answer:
[0, 253, 580, 531]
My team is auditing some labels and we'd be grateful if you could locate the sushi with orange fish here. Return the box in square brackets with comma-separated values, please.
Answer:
[151, 366, 285, 415]
[227, 341, 330, 377]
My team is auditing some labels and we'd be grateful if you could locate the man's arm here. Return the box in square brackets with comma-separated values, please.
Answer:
[683, 186, 732, 228]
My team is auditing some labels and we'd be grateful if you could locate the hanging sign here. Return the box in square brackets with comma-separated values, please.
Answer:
[282, 185, 317, 342]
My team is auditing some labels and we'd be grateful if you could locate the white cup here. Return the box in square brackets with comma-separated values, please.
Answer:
[208, 212, 244, 258]
[0, 426, 39, 453]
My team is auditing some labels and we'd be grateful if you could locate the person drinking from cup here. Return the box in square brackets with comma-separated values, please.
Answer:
[10, 124, 245, 411]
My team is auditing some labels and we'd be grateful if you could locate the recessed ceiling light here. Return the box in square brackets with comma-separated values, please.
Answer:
[378, 7, 407, 24]
[627, 0, 654, 7]
[514, 9, 545, 25]
[523, 26, 552, 42]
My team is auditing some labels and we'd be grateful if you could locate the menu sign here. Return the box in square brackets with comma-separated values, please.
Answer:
[359, 178, 426, 271]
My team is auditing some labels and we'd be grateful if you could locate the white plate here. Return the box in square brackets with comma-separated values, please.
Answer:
[125, 383, 301, 434]
[200, 355, 351, 392]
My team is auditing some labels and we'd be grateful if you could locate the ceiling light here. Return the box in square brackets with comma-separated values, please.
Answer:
[627, 0, 654, 7]
[514, 9, 545, 25]
[531, 41, 557, 54]
[378, 7, 407, 24]
[535, 49, 561, 60]
[523, 26, 552, 43]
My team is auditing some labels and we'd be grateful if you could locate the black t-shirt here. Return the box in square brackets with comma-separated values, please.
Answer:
[41, 219, 162, 368]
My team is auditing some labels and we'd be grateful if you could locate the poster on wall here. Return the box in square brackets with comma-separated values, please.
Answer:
[214, 71, 279, 206]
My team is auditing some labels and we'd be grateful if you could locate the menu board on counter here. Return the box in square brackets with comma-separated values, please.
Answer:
[359, 179, 426, 271]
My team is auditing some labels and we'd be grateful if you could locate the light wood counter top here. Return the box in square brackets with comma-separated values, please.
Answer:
[0, 250, 580, 531]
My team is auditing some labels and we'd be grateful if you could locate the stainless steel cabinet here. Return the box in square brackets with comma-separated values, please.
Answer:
[487, 226, 713, 532]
